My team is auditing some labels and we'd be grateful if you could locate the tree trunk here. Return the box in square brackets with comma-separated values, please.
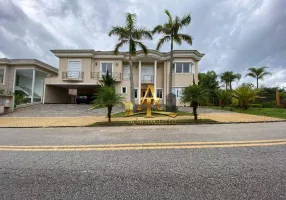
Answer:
[107, 105, 113, 122]
[257, 78, 259, 88]
[168, 35, 174, 98]
[225, 81, 228, 91]
[192, 100, 199, 120]
[129, 53, 135, 105]
[230, 82, 232, 90]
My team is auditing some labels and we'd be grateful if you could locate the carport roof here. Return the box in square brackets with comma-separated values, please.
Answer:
[46, 84, 101, 89]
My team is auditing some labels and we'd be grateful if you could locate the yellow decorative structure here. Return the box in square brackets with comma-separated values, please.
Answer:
[125, 85, 178, 118]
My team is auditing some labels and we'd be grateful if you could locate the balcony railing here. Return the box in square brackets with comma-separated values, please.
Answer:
[62, 71, 84, 80]
[141, 75, 154, 83]
[91, 72, 121, 81]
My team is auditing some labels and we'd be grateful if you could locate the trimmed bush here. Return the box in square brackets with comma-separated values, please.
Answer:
[250, 104, 263, 108]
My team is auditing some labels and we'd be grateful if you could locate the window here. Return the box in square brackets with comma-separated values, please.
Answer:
[101, 62, 113, 74]
[156, 89, 163, 99]
[175, 63, 192, 73]
[172, 87, 184, 98]
[68, 60, 82, 78]
[0, 68, 4, 84]
[122, 86, 127, 94]
[134, 89, 138, 99]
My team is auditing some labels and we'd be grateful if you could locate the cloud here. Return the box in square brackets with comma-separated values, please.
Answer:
[0, 0, 285, 87]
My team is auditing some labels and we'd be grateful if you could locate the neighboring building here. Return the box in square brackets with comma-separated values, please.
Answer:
[0, 58, 58, 112]
[44, 49, 204, 106]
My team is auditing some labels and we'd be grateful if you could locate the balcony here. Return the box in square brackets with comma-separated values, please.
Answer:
[141, 75, 154, 84]
[91, 72, 122, 81]
[62, 71, 84, 81]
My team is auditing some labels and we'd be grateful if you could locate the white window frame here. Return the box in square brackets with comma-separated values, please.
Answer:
[174, 61, 193, 74]
[121, 86, 127, 94]
[0, 67, 6, 85]
[172, 87, 185, 98]
[100, 61, 114, 75]
[134, 88, 138, 99]
[156, 88, 163, 99]
[67, 60, 82, 78]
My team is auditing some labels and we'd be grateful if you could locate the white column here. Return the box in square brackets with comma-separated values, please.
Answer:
[154, 60, 157, 99]
[31, 69, 35, 103]
[138, 60, 141, 104]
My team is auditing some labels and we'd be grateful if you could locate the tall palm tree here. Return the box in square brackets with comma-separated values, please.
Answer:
[245, 67, 272, 88]
[220, 71, 241, 90]
[109, 13, 152, 105]
[153, 10, 193, 99]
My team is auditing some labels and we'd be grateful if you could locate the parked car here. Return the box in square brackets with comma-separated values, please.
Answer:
[76, 94, 95, 104]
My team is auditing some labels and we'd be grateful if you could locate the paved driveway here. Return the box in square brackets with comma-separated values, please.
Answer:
[2, 104, 124, 117]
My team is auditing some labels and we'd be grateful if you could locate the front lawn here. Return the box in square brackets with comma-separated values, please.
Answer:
[210, 106, 286, 119]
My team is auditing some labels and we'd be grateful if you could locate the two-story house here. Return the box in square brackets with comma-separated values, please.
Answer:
[44, 49, 204, 106]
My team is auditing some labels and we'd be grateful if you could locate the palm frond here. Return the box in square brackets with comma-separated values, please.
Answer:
[173, 35, 182, 45]
[114, 40, 128, 55]
[177, 33, 193, 45]
[258, 72, 272, 79]
[135, 41, 148, 55]
[108, 26, 128, 37]
[164, 9, 173, 24]
[245, 72, 256, 78]
[129, 39, 137, 55]
[133, 28, 152, 40]
[156, 36, 171, 50]
[180, 14, 191, 26]
[125, 12, 136, 30]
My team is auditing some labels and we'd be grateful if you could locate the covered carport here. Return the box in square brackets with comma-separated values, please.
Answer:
[43, 84, 101, 104]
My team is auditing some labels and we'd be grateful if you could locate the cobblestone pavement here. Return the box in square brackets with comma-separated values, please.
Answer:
[1, 104, 124, 117]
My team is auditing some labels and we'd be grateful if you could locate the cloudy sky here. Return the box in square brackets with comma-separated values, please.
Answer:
[1, 0, 286, 87]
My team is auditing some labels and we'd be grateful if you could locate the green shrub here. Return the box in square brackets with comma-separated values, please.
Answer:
[261, 102, 277, 108]
[250, 104, 263, 108]
[231, 97, 239, 107]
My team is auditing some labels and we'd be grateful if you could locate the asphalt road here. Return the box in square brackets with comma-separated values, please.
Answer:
[0, 123, 286, 199]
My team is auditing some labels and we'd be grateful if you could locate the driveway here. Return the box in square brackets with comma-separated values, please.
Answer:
[2, 104, 124, 117]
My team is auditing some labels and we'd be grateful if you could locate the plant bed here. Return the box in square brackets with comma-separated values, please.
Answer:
[112, 111, 193, 118]
[89, 119, 217, 127]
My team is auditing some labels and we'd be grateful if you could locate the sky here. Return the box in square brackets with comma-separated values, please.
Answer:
[0, 0, 286, 87]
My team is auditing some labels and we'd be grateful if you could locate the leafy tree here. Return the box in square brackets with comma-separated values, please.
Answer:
[220, 71, 241, 90]
[102, 70, 115, 87]
[181, 84, 208, 120]
[233, 85, 260, 109]
[109, 13, 152, 105]
[93, 86, 124, 122]
[153, 10, 193, 99]
[216, 89, 232, 108]
[245, 66, 272, 88]
[198, 71, 220, 102]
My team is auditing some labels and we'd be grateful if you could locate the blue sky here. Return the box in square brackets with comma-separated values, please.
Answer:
[0, 0, 285, 87]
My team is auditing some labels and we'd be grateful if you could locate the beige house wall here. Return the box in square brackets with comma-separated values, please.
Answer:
[44, 85, 70, 104]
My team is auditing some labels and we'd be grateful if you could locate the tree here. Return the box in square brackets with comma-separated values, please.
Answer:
[233, 85, 260, 109]
[153, 10, 193, 99]
[245, 66, 272, 88]
[216, 89, 232, 108]
[109, 13, 152, 105]
[92, 86, 124, 122]
[220, 71, 241, 90]
[198, 71, 220, 102]
[181, 84, 208, 120]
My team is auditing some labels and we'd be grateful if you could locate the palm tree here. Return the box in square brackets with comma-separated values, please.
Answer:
[108, 13, 152, 105]
[245, 67, 272, 88]
[153, 10, 193, 98]
[233, 85, 260, 109]
[220, 71, 241, 90]
[216, 89, 232, 108]
[102, 71, 115, 87]
[181, 84, 208, 120]
[93, 86, 124, 122]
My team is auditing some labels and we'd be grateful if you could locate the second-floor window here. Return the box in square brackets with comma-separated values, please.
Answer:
[68, 60, 82, 78]
[175, 63, 192, 73]
[101, 62, 113, 75]
[0, 68, 4, 84]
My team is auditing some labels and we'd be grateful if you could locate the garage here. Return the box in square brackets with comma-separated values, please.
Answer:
[43, 84, 101, 104]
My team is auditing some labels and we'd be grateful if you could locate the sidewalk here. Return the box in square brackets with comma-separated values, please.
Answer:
[0, 113, 284, 127]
